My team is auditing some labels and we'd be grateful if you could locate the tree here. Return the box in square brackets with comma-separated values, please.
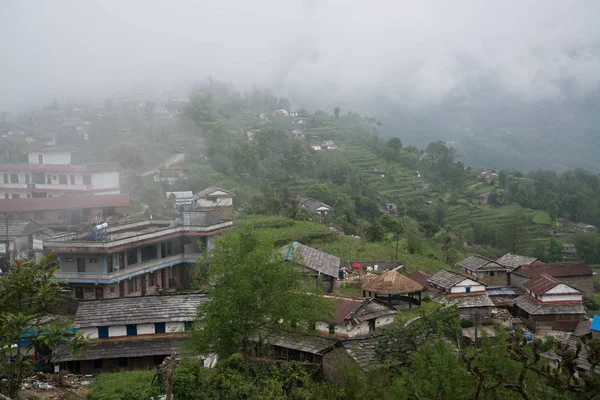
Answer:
[112, 142, 143, 169]
[334, 107, 340, 118]
[189, 225, 331, 361]
[365, 222, 385, 242]
[0, 255, 87, 398]
[306, 184, 333, 206]
[387, 137, 403, 152]
[547, 238, 563, 262]
[500, 211, 529, 254]
[547, 201, 559, 223]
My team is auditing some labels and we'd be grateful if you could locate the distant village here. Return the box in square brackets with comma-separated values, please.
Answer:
[1, 99, 599, 386]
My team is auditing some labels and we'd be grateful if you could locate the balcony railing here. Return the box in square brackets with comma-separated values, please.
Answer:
[54, 253, 203, 283]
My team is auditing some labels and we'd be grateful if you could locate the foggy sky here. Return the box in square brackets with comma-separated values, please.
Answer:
[2, 0, 600, 111]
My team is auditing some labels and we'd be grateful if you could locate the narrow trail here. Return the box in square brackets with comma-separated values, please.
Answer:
[141, 153, 186, 177]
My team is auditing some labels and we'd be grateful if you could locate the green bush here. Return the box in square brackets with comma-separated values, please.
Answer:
[87, 370, 161, 400]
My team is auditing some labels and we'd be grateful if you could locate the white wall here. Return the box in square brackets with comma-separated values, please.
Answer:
[450, 278, 485, 294]
[137, 323, 155, 335]
[109, 325, 127, 337]
[91, 171, 120, 189]
[80, 327, 98, 339]
[539, 293, 583, 302]
[546, 284, 580, 295]
[375, 315, 395, 328]
[197, 196, 233, 208]
[28, 151, 71, 165]
[166, 322, 185, 332]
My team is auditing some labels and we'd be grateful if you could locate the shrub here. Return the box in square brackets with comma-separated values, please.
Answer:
[87, 370, 161, 400]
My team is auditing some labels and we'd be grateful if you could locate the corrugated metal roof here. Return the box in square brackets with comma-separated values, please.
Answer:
[192, 185, 235, 200]
[591, 315, 600, 332]
[522, 273, 561, 295]
[407, 271, 432, 288]
[281, 242, 340, 279]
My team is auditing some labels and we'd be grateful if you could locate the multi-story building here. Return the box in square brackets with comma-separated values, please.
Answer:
[43, 210, 233, 300]
[0, 147, 128, 224]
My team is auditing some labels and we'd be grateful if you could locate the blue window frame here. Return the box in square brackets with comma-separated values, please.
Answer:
[465, 287, 471, 293]
[155, 322, 166, 334]
[98, 326, 109, 338]
[126, 324, 137, 336]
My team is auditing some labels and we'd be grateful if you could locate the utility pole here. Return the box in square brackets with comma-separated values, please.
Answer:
[4, 213, 8, 272]
[395, 232, 400, 262]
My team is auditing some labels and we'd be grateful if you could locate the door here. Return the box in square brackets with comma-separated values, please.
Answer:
[95, 287, 104, 300]
[47, 175, 51, 184]
[118, 252, 125, 270]
[38, 154, 43, 164]
[119, 281, 125, 298]
[161, 269, 167, 288]
[77, 258, 86, 273]
[141, 274, 146, 296]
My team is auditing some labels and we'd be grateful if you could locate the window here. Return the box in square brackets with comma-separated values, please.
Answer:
[212, 198, 217, 204]
[155, 322, 166, 334]
[59, 175, 67, 184]
[328, 324, 335, 334]
[4, 194, 8, 199]
[97, 326, 109, 338]
[83, 175, 92, 185]
[126, 324, 137, 336]
[47, 175, 51, 184]
[490, 271, 495, 277]
[52, 176, 57, 181]
[127, 278, 139, 293]
[117, 357, 128, 367]
[368, 319, 376, 332]
[127, 249, 138, 265]
[34, 210, 45, 221]
[465, 287, 471, 294]
[3, 174, 7, 183]
[148, 272, 155, 286]
[75, 287, 83, 299]
[25, 174, 30, 183]
[77, 258, 86, 273]
[141, 245, 158, 262]
[70, 175, 75, 185]
[11, 194, 19, 199]
[38, 154, 43, 164]
[107, 255, 114, 273]
[93, 359, 103, 369]
[184, 321, 194, 331]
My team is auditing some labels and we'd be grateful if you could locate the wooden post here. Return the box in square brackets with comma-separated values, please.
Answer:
[165, 353, 176, 400]
[409, 293, 412, 309]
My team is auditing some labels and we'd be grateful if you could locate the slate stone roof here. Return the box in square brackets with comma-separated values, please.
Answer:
[281, 242, 340, 279]
[362, 270, 423, 295]
[295, 195, 332, 212]
[341, 336, 384, 372]
[496, 253, 539, 271]
[262, 329, 339, 355]
[514, 261, 592, 278]
[458, 255, 507, 272]
[541, 332, 600, 373]
[322, 296, 398, 324]
[192, 185, 235, 200]
[73, 293, 206, 328]
[426, 291, 495, 308]
[513, 295, 586, 315]
[53, 332, 190, 362]
[427, 269, 471, 290]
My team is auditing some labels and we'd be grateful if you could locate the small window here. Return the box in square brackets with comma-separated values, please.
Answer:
[93, 359, 104, 369]
[328, 324, 335, 334]
[10, 174, 18, 183]
[52, 176, 57, 180]
[212, 198, 217, 204]
[25, 174, 30, 183]
[127, 249, 138, 265]
[465, 287, 471, 294]
[98, 326, 109, 338]
[155, 322, 166, 334]
[127, 278, 139, 293]
[368, 319, 376, 332]
[148, 272, 155, 286]
[83, 175, 92, 185]
[126, 324, 137, 336]
[184, 321, 193, 331]
[490, 271, 495, 277]
[75, 287, 83, 299]
[117, 357, 128, 367]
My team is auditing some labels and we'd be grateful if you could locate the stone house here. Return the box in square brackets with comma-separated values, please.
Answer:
[192, 185, 235, 219]
[513, 274, 585, 332]
[471, 193, 490, 205]
[574, 223, 598, 234]
[295, 195, 332, 215]
[52, 293, 214, 374]
[281, 242, 340, 293]
[510, 260, 594, 300]
[322, 335, 383, 382]
[457, 254, 509, 286]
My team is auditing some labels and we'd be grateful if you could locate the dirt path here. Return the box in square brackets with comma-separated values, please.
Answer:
[141, 153, 186, 177]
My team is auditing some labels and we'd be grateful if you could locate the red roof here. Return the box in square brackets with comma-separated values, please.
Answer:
[522, 273, 559, 295]
[407, 270, 432, 289]
[0, 193, 130, 212]
[323, 295, 366, 324]
[518, 260, 592, 278]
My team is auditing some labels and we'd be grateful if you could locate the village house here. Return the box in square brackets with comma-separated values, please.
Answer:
[513, 274, 586, 332]
[495, 253, 541, 285]
[255, 329, 339, 368]
[52, 293, 213, 374]
[574, 222, 598, 234]
[562, 243, 577, 257]
[310, 145, 322, 151]
[415, 183, 429, 191]
[273, 109, 289, 117]
[362, 269, 424, 308]
[322, 335, 383, 382]
[295, 195, 332, 215]
[155, 168, 188, 184]
[281, 242, 340, 293]
[457, 254, 509, 286]
[43, 210, 234, 300]
[191, 185, 235, 219]
[316, 296, 398, 338]
[165, 191, 194, 210]
[510, 260, 594, 300]
[541, 332, 600, 375]
[383, 203, 397, 215]
[0, 220, 54, 270]
[426, 269, 494, 322]
[292, 130, 304, 139]
[471, 192, 490, 205]
[406, 270, 432, 290]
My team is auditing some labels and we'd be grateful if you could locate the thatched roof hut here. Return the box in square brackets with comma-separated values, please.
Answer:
[361, 270, 423, 295]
